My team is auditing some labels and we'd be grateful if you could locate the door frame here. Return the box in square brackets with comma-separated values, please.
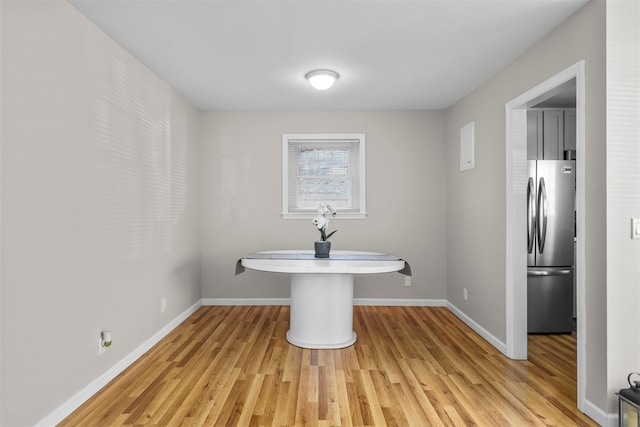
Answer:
[504, 61, 586, 409]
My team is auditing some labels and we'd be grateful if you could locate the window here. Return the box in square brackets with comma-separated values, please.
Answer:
[282, 133, 366, 219]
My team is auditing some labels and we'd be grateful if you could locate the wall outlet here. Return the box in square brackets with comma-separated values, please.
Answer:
[161, 297, 167, 312]
[98, 330, 112, 356]
[463, 288, 468, 301]
[98, 337, 106, 356]
[404, 276, 411, 287]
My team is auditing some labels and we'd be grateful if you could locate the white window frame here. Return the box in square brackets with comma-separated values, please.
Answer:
[282, 133, 367, 219]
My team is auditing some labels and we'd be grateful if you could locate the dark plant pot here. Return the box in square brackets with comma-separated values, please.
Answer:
[314, 240, 331, 258]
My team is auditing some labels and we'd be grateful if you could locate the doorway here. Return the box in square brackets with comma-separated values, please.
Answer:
[505, 61, 586, 410]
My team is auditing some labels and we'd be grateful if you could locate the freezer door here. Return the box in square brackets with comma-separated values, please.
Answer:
[534, 160, 575, 266]
[527, 267, 574, 333]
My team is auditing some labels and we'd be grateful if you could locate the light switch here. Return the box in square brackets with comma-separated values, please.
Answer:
[631, 218, 640, 240]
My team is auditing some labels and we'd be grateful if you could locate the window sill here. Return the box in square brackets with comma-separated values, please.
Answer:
[281, 212, 368, 220]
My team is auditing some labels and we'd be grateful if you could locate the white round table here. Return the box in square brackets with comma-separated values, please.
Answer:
[240, 250, 406, 349]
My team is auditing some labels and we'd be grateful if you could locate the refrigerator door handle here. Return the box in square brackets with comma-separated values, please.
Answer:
[527, 177, 536, 254]
[537, 177, 548, 253]
[527, 269, 572, 276]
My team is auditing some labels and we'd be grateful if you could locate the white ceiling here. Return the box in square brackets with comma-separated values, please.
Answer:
[69, 0, 589, 111]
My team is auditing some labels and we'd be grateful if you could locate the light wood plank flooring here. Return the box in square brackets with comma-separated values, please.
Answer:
[60, 306, 597, 426]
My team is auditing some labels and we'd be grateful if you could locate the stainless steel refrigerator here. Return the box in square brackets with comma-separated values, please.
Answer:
[527, 160, 575, 333]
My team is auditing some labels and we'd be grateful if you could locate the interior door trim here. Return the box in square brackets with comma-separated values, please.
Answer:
[505, 61, 586, 412]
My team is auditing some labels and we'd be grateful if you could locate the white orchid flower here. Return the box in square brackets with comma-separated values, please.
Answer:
[317, 203, 336, 217]
[312, 215, 327, 230]
[312, 203, 337, 241]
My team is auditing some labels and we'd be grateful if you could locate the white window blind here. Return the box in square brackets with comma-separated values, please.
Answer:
[282, 134, 366, 219]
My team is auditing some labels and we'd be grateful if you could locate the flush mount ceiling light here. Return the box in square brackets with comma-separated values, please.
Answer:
[305, 69, 339, 91]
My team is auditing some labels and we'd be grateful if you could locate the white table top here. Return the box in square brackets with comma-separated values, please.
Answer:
[239, 250, 408, 275]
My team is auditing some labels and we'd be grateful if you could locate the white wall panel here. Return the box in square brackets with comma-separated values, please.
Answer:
[606, 0, 640, 417]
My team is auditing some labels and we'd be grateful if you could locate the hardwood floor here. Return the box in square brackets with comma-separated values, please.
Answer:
[60, 306, 598, 426]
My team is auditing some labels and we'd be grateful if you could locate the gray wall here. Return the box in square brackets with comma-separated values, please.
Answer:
[200, 111, 448, 301]
[1, 2, 201, 425]
[445, 0, 607, 412]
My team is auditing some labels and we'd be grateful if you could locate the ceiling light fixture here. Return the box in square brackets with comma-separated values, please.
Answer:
[305, 69, 339, 91]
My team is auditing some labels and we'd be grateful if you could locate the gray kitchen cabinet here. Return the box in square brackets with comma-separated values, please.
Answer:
[527, 109, 576, 160]
[542, 110, 564, 160]
[527, 111, 543, 160]
[564, 109, 576, 152]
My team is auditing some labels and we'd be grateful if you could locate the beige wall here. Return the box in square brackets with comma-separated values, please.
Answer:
[0, 2, 201, 425]
[606, 0, 640, 417]
[200, 111, 447, 301]
[445, 0, 607, 414]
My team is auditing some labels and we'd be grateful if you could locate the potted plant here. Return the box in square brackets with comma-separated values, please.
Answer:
[312, 203, 337, 258]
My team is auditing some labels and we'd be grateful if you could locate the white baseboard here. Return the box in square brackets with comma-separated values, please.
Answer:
[35, 300, 202, 427]
[354, 298, 447, 306]
[201, 298, 290, 306]
[446, 301, 508, 356]
[582, 397, 614, 427]
[201, 298, 448, 307]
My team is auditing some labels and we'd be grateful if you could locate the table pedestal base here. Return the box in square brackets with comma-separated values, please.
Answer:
[286, 273, 356, 349]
